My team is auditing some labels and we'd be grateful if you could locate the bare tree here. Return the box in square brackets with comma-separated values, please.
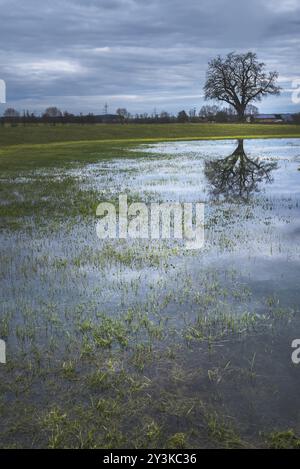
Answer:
[199, 104, 220, 120]
[204, 52, 280, 121]
[43, 107, 62, 118]
[116, 108, 129, 122]
[245, 104, 259, 117]
[177, 110, 189, 123]
[4, 107, 20, 117]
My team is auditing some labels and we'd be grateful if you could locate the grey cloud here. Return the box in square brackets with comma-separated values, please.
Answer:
[0, 0, 299, 114]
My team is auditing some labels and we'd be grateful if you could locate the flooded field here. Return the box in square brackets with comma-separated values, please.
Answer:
[1, 138, 300, 448]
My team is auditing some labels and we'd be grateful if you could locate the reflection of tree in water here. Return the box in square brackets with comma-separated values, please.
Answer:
[204, 139, 278, 201]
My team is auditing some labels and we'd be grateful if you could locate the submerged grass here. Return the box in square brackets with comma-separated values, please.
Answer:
[1, 131, 300, 448]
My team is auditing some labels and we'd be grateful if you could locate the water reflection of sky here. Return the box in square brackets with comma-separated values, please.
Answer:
[1, 139, 300, 339]
[136, 138, 300, 199]
[2, 139, 300, 445]
[64, 138, 300, 202]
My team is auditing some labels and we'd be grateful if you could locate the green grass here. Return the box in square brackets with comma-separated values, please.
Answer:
[1, 123, 300, 147]
[1, 122, 300, 448]
[0, 122, 300, 172]
[266, 430, 300, 449]
[0, 140, 131, 172]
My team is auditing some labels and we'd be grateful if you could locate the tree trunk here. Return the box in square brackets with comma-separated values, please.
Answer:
[236, 106, 246, 122]
[232, 139, 244, 156]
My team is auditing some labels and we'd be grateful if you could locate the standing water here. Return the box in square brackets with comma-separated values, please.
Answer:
[0, 138, 300, 448]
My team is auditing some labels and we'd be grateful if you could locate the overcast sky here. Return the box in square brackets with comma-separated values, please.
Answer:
[0, 0, 299, 115]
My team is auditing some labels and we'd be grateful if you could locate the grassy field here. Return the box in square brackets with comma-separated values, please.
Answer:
[1, 122, 300, 172]
[1, 125, 300, 448]
[1, 123, 300, 147]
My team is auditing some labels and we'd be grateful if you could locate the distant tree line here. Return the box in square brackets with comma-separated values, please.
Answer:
[1, 52, 298, 126]
[0, 107, 117, 126]
[1, 105, 300, 126]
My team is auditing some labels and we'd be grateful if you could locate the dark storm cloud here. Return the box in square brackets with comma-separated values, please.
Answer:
[0, 0, 299, 114]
